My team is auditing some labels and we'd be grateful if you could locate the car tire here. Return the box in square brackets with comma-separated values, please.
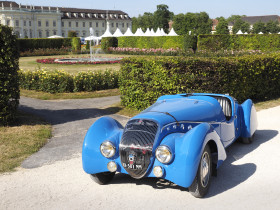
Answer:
[189, 145, 212, 198]
[241, 134, 254, 144]
[90, 172, 115, 185]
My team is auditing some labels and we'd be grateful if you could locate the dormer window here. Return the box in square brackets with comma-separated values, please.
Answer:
[87, 13, 92, 18]
[110, 14, 113, 18]
[101, 14, 104, 18]
[125, 15, 128, 19]
[81, 13, 85, 18]
[67, 12, 71, 18]
[114, 14, 117, 18]
[74, 13, 78, 18]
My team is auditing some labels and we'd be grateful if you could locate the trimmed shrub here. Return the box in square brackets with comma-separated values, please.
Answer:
[18, 38, 72, 52]
[119, 55, 280, 110]
[198, 34, 280, 51]
[101, 37, 118, 51]
[68, 31, 77, 37]
[118, 36, 184, 49]
[71, 37, 81, 51]
[0, 25, 20, 125]
[19, 69, 119, 93]
[74, 70, 119, 92]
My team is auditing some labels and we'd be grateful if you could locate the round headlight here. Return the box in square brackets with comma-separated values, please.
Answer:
[100, 141, 116, 158]
[155, 145, 172, 164]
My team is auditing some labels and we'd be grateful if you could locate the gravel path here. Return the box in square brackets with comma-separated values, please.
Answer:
[19, 96, 129, 168]
[0, 99, 279, 210]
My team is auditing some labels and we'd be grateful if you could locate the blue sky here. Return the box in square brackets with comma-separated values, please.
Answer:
[16, 0, 280, 18]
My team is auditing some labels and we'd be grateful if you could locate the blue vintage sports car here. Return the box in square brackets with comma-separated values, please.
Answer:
[82, 93, 257, 198]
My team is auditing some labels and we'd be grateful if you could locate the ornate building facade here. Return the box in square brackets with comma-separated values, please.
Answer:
[0, 1, 131, 38]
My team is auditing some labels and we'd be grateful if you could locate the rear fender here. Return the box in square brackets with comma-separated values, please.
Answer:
[241, 99, 258, 138]
[82, 116, 123, 174]
[153, 123, 226, 188]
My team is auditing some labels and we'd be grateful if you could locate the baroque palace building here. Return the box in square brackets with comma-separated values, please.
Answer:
[0, 1, 131, 38]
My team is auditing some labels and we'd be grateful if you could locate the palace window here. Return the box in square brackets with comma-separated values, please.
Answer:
[83, 22, 85, 27]
[53, 30, 57, 35]
[111, 23, 114, 27]
[46, 21, 49, 27]
[16, 20, 19, 27]
[46, 31, 49, 37]
[89, 22, 92, 27]
[69, 22, 71, 27]
[53, 21, 56, 27]
[38, 21, 41, 27]
[96, 22, 98, 27]
[76, 22, 79, 27]
[62, 22, 64, 27]
[24, 20, 26, 26]
[102, 22, 105, 27]
[6, 20, 10, 26]
[29, 21, 31, 26]
[116, 23, 118, 27]
[39, 31, 42, 38]
[122, 23, 124, 28]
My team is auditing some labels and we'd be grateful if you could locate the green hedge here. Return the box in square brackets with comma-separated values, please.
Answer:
[0, 25, 20, 125]
[119, 55, 280, 110]
[19, 70, 119, 93]
[118, 36, 184, 49]
[198, 34, 280, 51]
[101, 37, 118, 51]
[18, 38, 73, 52]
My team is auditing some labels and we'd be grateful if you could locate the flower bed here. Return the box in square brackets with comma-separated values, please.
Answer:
[36, 57, 121, 65]
[108, 47, 182, 56]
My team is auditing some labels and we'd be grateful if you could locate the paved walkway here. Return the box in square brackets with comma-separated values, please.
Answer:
[1, 98, 279, 209]
[19, 96, 129, 168]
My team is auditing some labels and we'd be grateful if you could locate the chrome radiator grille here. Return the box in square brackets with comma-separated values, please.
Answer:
[120, 119, 158, 178]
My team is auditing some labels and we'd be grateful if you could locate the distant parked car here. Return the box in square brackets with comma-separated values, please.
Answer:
[82, 93, 257, 198]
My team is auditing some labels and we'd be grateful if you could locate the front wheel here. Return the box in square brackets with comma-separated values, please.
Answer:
[90, 172, 115, 185]
[189, 145, 212, 198]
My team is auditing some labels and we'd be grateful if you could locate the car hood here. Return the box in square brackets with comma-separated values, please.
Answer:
[131, 96, 225, 127]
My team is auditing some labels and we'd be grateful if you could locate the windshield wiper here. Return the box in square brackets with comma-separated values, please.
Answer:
[145, 111, 179, 126]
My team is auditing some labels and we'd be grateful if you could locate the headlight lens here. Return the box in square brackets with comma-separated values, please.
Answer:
[155, 145, 172, 164]
[100, 141, 116, 158]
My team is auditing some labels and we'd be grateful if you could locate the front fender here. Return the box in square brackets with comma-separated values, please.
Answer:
[153, 123, 226, 188]
[82, 116, 123, 174]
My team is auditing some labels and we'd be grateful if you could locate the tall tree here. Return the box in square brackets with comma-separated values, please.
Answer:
[215, 17, 229, 34]
[232, 18, 245, 34]
[172, 12, 212, 35]
[266, 20, 280, 33]
[240, 22, 250, 33]
[252, 21, 266, 34]
[153, 4, 172, 32]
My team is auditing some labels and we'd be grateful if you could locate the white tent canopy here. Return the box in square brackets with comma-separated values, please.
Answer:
[112, 28, 124, 37]
[134, 28, 144, 36]
[168, 28, 178, 36]
[160, 28, 167, 36]
[236, 30, 243, 34]
[258, 32, 263, 34]
[144, 28, 153, 36]
[123, 28, 134, 36]
[150, 28, 156, 36]
[85, 36, 101, 41]
[48, 35, 63, 38]
[155, 28, 163, 36]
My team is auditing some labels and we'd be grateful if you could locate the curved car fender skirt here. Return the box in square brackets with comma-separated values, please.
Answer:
[241, 99, 258, 138]
[82, 116, 123, 174]
[154, 123, 226, 188]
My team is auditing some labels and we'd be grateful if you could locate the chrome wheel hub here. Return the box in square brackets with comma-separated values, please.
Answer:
[200, 152, 210, 187]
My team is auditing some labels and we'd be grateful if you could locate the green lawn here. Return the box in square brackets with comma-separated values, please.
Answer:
[0, 112, 51, 173]
[19, 53, 132, 74]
